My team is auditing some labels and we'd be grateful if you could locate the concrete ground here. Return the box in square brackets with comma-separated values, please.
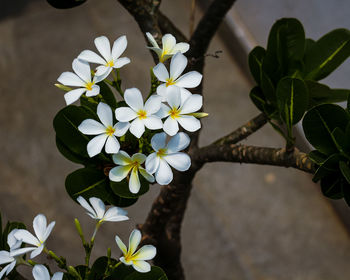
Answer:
[0, 0, 350, 279]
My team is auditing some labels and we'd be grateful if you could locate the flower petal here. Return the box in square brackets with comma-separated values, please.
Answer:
[115, 235, 128, 255]
[14, 230, 39, 247]
[0, 251, 13, 265]
[133, 245, 157, 261]
[120, 256, 133, 265]
[180, 94, 203, 114]
[164, 152, 191, 171]
[57, 72, 85, 87]
[180, 88, 192, 106]
[94, 36, 112, 62]
[114, 122, 130, 137]
[151, 132, 167, 151]
[43, 221, 55, 243]
[170, 52, 187, 80]
[78, 119, 106, 135]
[85, 85, 100, 97]
[146, 32, 159, 48]
[155, 103, 171, 119]
[143, 116, 163, 130]
[144, 95, 162, 115]
[103, 207, 128, 222]
[177, 115, 201, 132]
[156, 84, 167, 101]
[176, 71, 202, 88]
[145, 153, 160, 174]
[124, 88, 144, 111]
[147, 47, 163, 59]
[77, 196, 97, 218]
[171, 42, 190, 54]
[128, 229, 141, 255]
[95, 65, 112, 80]
[87, 134, 108, 157]
[10, 247, 36, 258]
[52, 272, 64, 280]
[167, 132, 190, 153]
[33, 214, 47, 243]
[78, 50, 106, 65]
[32, 264, 50, 280]
[97, 102, 113, 127]
[132, 260, 151, 273]
[89, 197, 105, 219]
[112, 35, 127, 60]
[7, 229, 20, 250]
[105, 135, 120, 154]
[5, 261, 16, 276]
[112, 151, 132, 165]
[155, 159, 173, 185]
[163, 117, 179, 136]
[131, 153, 146, 164]
[139, 167, 155, 183]
[130, 118, 145, 138]
[30, 245, 44, 259]
[162, 34, 176, 53]
[129, 167, 140, 194]
[73, 59, 91, 83]
[0, 263, 10, 279]
[114, 57, 130, 68]
[153, 63, 169, 82]
[115, 107, 137, 122]
[64, 88, 86, 105]
[109, 165, 132, 182]
[166, 86, 181, 109]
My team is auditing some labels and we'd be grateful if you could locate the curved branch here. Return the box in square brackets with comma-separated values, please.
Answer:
[157, 11, 188, 42]
[196, 144, 315, 174]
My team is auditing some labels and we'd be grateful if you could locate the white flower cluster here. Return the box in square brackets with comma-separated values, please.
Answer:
[0, 197, 156, 278]
[56, 33, 204, 192]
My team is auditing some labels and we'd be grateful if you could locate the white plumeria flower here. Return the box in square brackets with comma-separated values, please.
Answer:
[146, 32, 189, 63]
[115, 88, 162, 138]
[78, 102, 130, 157]
[0, 251, 16, 279]
[115, 229, 156, 273]
[77, 196, 129, 224]
[109, 151, 155, 194]
[78, 35, 130, 80]
[57, 58, 103, 105]
[146, 132, 191, 185]
[32, 264, 63, 280]
[13, 214, 55, 259]
[153, 52, 202, 101]
[157, 86, 202, 136]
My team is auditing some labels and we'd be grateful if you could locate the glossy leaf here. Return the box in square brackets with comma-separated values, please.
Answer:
[320, 175, 343, 199]
[302, 104, 350, 155]
[308, 150, 328, 165]
[261, 71, 276, 105]
[99, 81, 117, 109]
[46, 0, 87, 9]
[248, 46, 266, 84]
[313, 154, 341, 182]
[340, 161, 350, 184]
[276, 77, 308, 125]
[88, 257, 113, 280]
[304, 28, 350, 80]
[125, 266, 168, 280]
[110, 177, 149, 199]
[306, 81, 349, 107]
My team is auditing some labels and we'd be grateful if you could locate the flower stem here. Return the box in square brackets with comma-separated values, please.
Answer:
[112, 69, 124, 97]
[44, 247, 68, 271]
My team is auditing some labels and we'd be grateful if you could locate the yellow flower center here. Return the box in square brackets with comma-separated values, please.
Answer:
[165, 78, 176, 87]
[105, 126, 116, 136]
[157, 148, 167, 158]
[106, 60, 114, 67]
[169, 107, 180, 119]
[85, 81, 95, 91]
[137, 110, 147, 120]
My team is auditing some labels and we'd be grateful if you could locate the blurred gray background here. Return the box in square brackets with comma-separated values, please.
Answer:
[1, 0, 350, 279]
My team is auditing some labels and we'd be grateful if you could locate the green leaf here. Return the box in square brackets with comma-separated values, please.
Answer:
[261, 71, 276, 105]
[110, 176, 149, 199]
[56, 136, 88, 165]
[313, 153, 342, 182]
[308, 150, 328, 164]
[276, 77, 309, 125]
[249, 86, 266, 112]
[332, 127, 347, 153]
[248, 46, 266, 84]
[340, 161, 350, 184]
[320, 174, 343, 199]
[99, 81, 117, 109]
[88, 257, 111, 280]
[125, 266, 168, 280]
[302, 104, 350, 155]
[304, 28, 350, 80]
[46, 0, 87, 9]
[306, 81, 349, 107]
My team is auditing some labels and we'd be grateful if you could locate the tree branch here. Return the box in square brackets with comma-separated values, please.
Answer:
[157, 11, 188, 42]
[196, 144, 315, 174]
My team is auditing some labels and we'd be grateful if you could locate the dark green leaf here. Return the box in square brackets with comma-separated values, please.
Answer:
[313, 154, 341, 182]
[320, 174, 343, 199]
[110, 176, 150, 199]
[340, 161, 350, 184]
[89, 257, 110, 280]
[46, 0, 87, 9]
[308, 150, 328, 164]
[302, 104, 350, 155]
[332, 127, 347, 153]
[56, 136, 88, 165]
[304, 28, 350, 80]
[106, 263, 134, 280]
[261, 71, 276, 105]
[125, 266, 168, 280]
[99, 81, 117, 109]
[276, 77, 308, 125]
[248, 46, 266, 85]
[249, 86, 266, 112]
